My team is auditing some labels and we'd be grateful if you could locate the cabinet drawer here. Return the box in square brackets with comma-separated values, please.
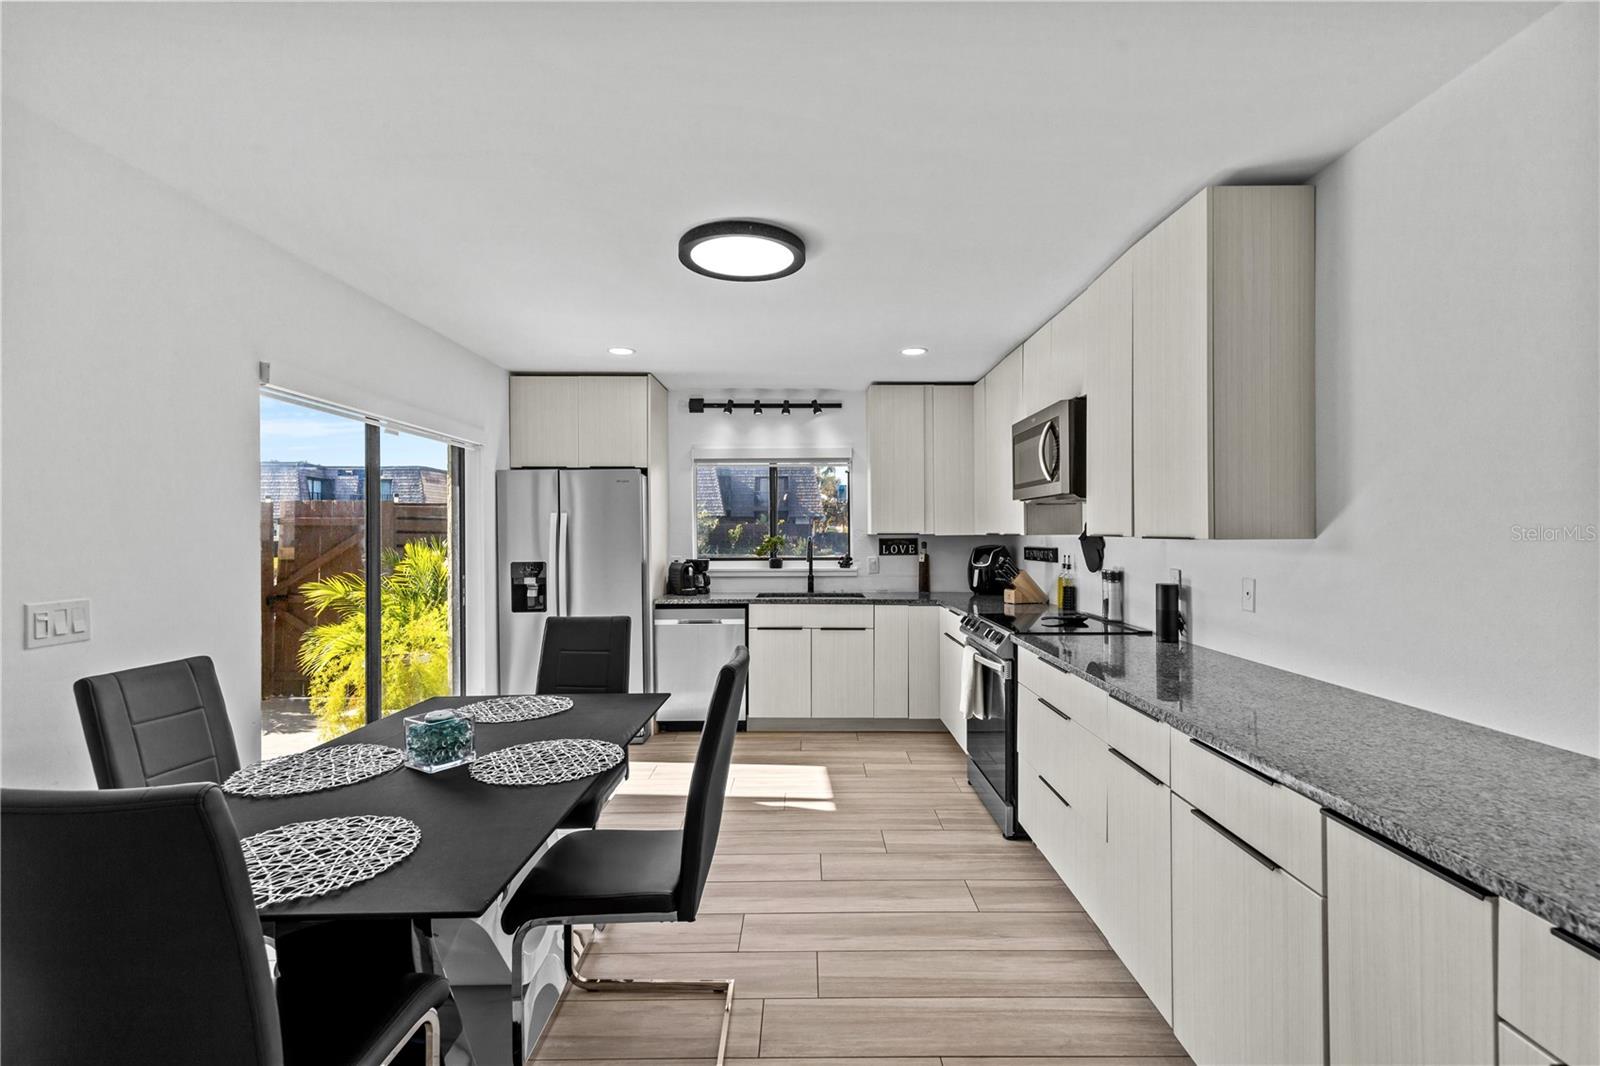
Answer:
[1498, 1023, 1560, 1066]
[1018, 752, 1071, 878]
[1017, 685, 1073, 791]
[1018, 648, 1107, 739]
[1326, 813, 1495, 1066]
[749, 604, 875, 629]
[1498, 902, 1600, 1066]
[1172, 792, 1324, 1066]
[1169, 731, 1323, 891]
[1104, 696, 1168, 785]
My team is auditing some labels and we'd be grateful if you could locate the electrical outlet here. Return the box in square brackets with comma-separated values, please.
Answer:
[1241, 578, 1256, 613]
[867, 556, 880, 574]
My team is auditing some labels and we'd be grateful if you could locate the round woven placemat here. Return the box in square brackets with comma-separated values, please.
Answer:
[223, 743, 403, 798]
[241, 814, 420, 909]
[469, 738, 624, 787]
[454, 694, 574, 724]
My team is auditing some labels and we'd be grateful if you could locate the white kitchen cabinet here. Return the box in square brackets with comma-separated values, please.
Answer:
[1021, 318, 1063, 406]
[510, 373, 666, 469]
[1101, 738, 1173, 1021]
[907, 606, 940, 719]
[1080, 252, 1134, 536]
[866, 384, 927, 533]
[1497, 902, 1600, 1066]
[1326, 814, 1496, 1066]
[1132, 186, 1315, 539]
[937, 609, 967, 751]
[509, 375, 582, 467]
[747, 626, 812, 719]
[1498, 1023, 1560, 1066]
[976, 346, 1026, 535]
[811, 627, 874, 718]
[872, 605, 910, 718]
[1171, 793, 1325, 1066]
[926, 385, 975, 535]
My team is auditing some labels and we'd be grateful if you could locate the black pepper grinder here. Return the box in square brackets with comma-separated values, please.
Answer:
[1155, 579, 1185, 644]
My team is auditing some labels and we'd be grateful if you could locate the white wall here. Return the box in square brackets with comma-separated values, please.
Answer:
[0, 103, 510, 788]
[665, 387, 990, 594]
[1019, 4, 1598, 756]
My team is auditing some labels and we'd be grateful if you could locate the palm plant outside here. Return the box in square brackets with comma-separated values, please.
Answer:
[297, 539, 452, 738]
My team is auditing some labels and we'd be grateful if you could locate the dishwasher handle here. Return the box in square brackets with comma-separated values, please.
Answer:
[654, 618, 745, 626]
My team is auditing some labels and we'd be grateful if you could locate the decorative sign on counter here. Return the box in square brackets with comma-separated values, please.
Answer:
[404, 709, 475, 773]
[878, 537, 919, 556]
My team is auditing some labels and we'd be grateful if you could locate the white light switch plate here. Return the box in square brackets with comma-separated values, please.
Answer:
[23, 599, 91, 649]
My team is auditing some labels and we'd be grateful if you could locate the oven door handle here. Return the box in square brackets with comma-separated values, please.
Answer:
[966, 649, 1013, 681]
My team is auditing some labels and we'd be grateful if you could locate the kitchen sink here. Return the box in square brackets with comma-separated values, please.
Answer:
[755, 592, 867, 598]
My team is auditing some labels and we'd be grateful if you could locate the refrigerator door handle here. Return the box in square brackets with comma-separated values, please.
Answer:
[557, 511, 571, 615]
[547, 511, 561, 615]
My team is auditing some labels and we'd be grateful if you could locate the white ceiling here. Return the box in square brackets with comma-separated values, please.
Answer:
[2, 2, 1549, 389]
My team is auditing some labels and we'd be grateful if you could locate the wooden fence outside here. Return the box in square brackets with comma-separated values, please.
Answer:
[261, 500, 449, 698]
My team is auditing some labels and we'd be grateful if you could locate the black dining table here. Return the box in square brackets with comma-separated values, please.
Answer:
[229, 692, 667, 922]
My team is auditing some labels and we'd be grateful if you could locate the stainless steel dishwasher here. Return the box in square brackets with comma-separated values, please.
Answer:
[652, 605, 748, 727]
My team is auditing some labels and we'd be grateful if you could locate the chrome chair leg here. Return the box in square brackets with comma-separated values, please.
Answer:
[559, 924, 735, 1066]
[380, 1006, 441, 1066]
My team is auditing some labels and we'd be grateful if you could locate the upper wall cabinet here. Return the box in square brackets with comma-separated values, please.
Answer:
[976, 346, 1026, 535]
[866, 384, 928, 534]
[1080, 253, 1135, 536]
[865, 383, 974, 535]
[1132, 186, 1316, 539]
[510, 374, 666, 469]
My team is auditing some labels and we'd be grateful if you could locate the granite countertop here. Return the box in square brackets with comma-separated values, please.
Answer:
[1010, 629, 1600, 944]
[655, 590, 999, 608]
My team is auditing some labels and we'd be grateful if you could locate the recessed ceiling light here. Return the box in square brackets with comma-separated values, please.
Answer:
[607, 347, 635, 357]
[680, 220, 806, 282]
[901, 347, 929, 357]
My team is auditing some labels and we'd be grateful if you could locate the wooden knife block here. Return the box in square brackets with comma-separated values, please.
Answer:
[1004, 571, 1049, 605]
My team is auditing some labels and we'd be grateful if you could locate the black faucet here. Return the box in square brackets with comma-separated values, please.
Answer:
[807, 536, 815, 595]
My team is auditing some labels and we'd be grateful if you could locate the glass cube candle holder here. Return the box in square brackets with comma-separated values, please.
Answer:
[404, 709, 475, 773]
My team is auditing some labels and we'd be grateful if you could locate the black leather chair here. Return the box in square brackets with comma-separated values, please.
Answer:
[538, 616, 632, 831]
[0, 783, 450, 1066]
[501, 646, 748, 1066]
[73, 655, 241, 788]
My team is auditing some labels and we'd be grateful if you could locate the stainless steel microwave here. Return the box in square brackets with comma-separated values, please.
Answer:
[1012, 396, 1086, 503]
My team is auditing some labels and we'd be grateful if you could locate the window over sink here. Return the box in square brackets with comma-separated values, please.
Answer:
[693, 459, 850, 560]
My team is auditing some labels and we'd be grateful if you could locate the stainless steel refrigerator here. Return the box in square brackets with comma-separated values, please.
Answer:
[497, 468, 650, 694]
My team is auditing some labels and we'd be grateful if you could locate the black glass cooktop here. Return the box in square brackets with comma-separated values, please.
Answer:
[979, 608, 1151, 637]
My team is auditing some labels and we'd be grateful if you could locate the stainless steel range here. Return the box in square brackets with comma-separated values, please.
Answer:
[959, 608, 1151, 838]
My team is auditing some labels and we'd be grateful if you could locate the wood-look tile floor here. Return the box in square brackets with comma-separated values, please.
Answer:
[529, 730, 1191, 1066]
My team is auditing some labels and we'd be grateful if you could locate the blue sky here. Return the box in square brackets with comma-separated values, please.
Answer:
[260, 395, 448, 468]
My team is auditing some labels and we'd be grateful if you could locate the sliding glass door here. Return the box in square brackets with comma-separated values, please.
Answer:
[260, 393, 464, 756]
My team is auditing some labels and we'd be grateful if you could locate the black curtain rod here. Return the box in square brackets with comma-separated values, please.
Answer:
[688, 397, 842, 414]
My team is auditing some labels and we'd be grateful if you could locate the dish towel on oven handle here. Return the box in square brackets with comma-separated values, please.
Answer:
[961, 646, 989, 721]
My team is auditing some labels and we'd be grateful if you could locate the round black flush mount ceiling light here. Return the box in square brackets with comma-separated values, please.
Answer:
[679, 220, 806, 282]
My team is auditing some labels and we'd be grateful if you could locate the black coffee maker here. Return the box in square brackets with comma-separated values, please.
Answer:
[968, 544, 1014, 594]
[667, 558, 711, 595]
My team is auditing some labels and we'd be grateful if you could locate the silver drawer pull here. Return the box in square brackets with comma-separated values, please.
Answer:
[1191, 808, 1279, 873]
[1039, 698, 1070, 722]
[1108, 746, 1164, 788]
[1039, 775, 1070, 809]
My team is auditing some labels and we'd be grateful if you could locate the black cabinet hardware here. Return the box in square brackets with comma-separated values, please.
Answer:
[1039, 698, 1070, 722]
[1189, 737, 1277, 786]
[1323, 809, 1491, 901]
[819, 627, 870, 631]
[943, 634, 963, 646]
[1191, 808, 1279, 872]
[755, 626, 804, 631]
[1108, 746, 1164, 787]
[1039, 776, 1070, 808]
[1552, 926, 1600, 961]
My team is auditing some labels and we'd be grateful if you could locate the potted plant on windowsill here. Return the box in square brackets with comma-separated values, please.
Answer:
[756, 534, 787, 569]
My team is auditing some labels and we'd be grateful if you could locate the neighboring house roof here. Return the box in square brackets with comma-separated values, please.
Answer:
[259, 462, 447, 507]
[693, 463, 833, 521]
